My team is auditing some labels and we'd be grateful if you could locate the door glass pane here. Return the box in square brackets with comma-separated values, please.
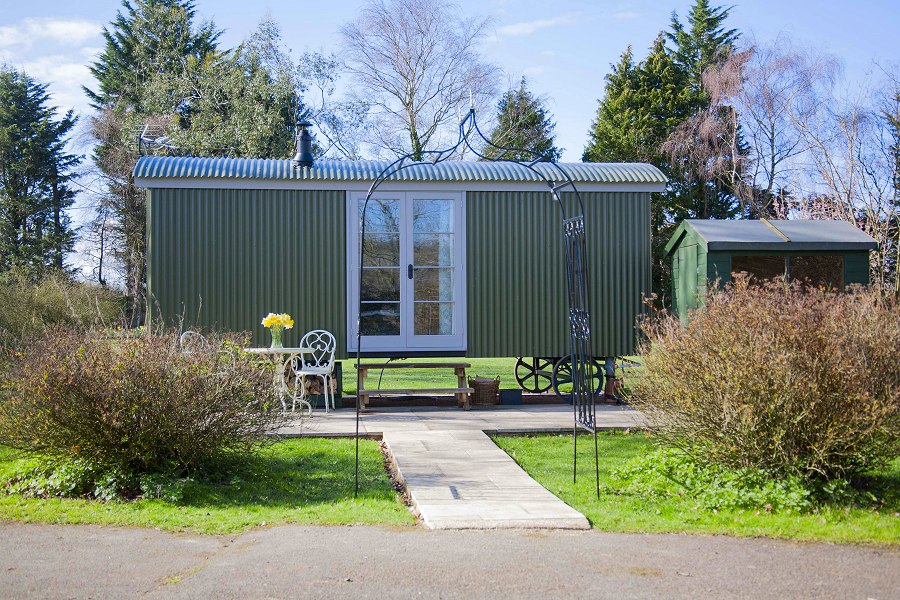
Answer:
[361, 268, 400, 301]
[414, 233, 453, 266]
[361, 199, 400, 232]
[362, 233, 399, 266]
[414, 268, 453, 301]
[360, 302, 400, 335]
[413, 200, 453, 232]
[415, 302, 453, 335]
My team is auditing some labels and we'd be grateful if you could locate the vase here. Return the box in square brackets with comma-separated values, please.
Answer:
[270, 327, 283, 349]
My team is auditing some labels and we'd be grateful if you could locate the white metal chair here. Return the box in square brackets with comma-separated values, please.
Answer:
[179, 330, 209, 354]
[293, 330, 337, 413]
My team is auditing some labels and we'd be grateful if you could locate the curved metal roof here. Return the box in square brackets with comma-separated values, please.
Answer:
[133, 156, 667, 185]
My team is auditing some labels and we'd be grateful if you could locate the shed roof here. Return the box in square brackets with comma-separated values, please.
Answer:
[665, 219, 878, 254]
[133, 156, 667, 189]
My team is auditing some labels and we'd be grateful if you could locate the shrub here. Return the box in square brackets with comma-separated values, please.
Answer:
[610, 448, 868, 513]
[0, 268, 122, 348]
[630, 278, 900, 479]
[0, 328, 286, 478]
[5, 458, 190, 502]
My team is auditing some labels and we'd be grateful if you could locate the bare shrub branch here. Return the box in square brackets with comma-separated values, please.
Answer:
[0, 329, 286, 475]
[631, 277, 900, 479]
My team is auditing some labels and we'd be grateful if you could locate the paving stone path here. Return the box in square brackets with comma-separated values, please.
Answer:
[278, 404, 644, 529]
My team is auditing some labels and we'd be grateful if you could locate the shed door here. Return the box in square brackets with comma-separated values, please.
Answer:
[678, 244, 699, 313]
[347, 192, 466, 353]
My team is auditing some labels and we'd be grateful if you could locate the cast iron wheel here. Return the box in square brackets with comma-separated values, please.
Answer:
[514, 356, 555, 393]
[552, 355, 604, 399]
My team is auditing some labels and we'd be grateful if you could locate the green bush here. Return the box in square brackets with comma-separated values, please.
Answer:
[0, 268, 122, 348]
[5, 458, 190, 502]
[0, 328, 286, 480]
[630, 278, 900, 480]
[610, 448, 868, 513]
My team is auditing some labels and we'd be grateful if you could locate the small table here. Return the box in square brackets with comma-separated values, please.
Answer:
[244, 347, 314, 413]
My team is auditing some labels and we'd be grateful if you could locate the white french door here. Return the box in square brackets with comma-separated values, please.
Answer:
[347, 191, 466, 352]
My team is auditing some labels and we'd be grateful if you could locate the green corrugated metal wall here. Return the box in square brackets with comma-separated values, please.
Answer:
[465, 191, 650, 357]
[147, 188, 346, 349]
[147, 187, 651, 358]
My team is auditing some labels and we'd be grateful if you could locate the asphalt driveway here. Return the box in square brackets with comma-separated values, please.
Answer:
[0, 522, 896, 599]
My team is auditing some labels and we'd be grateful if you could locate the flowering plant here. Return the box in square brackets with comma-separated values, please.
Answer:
[261, 313, 294, 331]
[261, 313, 293, 348]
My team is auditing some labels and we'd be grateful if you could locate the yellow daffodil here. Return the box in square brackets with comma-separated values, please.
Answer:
[261, 312, 294, 331]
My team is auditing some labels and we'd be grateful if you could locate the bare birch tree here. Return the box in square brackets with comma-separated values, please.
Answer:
[786, 68, 900, 289]
[340, 0, 500, 159]
[299, 51, 372, 160]
[736, 40, 840, 217]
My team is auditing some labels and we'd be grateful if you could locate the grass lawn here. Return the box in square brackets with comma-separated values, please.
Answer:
[492, 433, 900, 545]
[0, 439, 413, 534]
[340, 357, 518, 394]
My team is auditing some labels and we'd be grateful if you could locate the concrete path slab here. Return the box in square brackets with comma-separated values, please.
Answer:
[276, 405, 643, 530]
[386, 429, 589, 529]
[278, 404, 645, 437]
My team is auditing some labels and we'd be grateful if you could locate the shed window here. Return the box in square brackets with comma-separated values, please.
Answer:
[732, 256, 786, 282]
[790, 255, 844, 289]
[732, 255, 844, 288]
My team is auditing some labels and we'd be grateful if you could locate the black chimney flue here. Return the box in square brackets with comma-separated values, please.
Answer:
[291, 119, 314, 168]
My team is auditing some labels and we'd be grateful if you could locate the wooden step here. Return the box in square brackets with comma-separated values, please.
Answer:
[357, 387, 474, 396]
[358, 387, 474, 410]
[356, 362, 471, 370]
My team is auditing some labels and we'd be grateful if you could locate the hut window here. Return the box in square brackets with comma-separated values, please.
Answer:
[731, 256, 786, 282]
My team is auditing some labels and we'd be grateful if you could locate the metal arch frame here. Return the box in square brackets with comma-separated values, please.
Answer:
[350, 108, 600, 497]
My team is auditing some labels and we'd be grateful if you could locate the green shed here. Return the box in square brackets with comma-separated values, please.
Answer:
[665, 219, 878, 319]
[134, 156, 666, 361]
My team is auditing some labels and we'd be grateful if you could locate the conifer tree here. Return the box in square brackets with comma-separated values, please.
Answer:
[0, 68, 79, 274]
[88, 7, 310, 321]
[87, 0, 221, 320]
[583, 1, 743, 304]
[483, 78, 561, 162]
[663, 0, 744, 222]
[582, 46, 640, 163]
[583, 36, 688, 165]
[85, 0, 219, 111]
[667, 0, 739, 106]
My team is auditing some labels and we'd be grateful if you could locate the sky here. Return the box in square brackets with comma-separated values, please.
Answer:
[2, 0, 898, 162]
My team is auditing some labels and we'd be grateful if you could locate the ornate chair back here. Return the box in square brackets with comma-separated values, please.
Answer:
[299, 330, 336, 372]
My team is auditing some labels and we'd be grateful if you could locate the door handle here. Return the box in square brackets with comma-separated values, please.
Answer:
[407, 264, 413, 279]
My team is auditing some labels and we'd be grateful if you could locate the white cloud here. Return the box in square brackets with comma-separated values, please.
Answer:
[0, 53, 95, 117]
[496, 14, 578, 38]
[0, 18, 101, 49]
[0, 18, 102, 117]
[23, 56, 91, 88]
